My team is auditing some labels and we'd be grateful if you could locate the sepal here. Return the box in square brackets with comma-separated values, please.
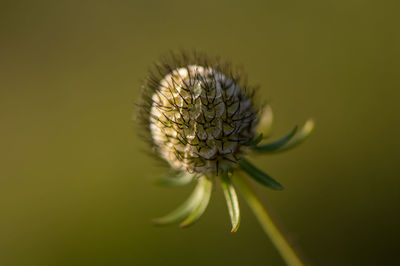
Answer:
[239, 159, 284, 190]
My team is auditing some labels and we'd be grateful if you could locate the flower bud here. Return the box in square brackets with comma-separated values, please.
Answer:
[149, 64, 257, 176]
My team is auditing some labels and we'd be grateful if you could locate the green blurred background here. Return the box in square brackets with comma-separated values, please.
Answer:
[1, 1, 399, 265]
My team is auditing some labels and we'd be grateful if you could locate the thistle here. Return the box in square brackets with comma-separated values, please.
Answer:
[138, 51, 314, 266]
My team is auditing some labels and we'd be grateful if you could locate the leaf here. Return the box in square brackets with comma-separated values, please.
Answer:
[221, 172, 241, 232]
[257, 105, 274, 136]
[152, 177, 207, 225]
[251, 126, 298, 152]
[239, 158, 284, 190]
[243, 133, 263, 146]
[180, 177, 213, 228]
[274, 119, 315, 152]
[155, 171, 194, 186]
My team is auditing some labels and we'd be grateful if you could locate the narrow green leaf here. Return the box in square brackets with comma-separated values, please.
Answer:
[221, 172, 241, 232]
[155, 171, 194, 186]
[244, 133, 263, 146]
[180, 177, 213, 228]
[252, 126, 298, 152]
[152, 177, 206, 225]
[239, 159, 284, 190]
[275, 119, 315, 152]
[257, 105, 274, 136]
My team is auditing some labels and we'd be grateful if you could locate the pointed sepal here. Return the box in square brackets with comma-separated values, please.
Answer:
[239, 158, 284, 190]
[251, 126, 297, 152]
[221, 171, 241, 232]
[152, 176, 207, 225]
[274, 119, 315, 152]
[180, 176, 213, 228]
[244, 133, 263, 147]
[155, 171, 194, 186]
[257, 105, 274, 136]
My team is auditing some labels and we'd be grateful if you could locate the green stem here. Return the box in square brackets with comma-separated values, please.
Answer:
[232, 173, 304, 266]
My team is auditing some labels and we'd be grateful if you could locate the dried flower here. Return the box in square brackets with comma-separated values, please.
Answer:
[137, 51, 314, 233]
[150, 64, 258, 176]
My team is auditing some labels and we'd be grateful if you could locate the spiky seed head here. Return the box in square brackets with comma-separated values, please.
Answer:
[145, 58, 258, 176]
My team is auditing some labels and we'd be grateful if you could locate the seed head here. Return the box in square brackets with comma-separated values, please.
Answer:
[140, 52, 259, 176]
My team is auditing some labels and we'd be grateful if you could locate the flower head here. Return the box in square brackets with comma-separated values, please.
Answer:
[137, 51, 314, 232]
[150, 64, 258, 176]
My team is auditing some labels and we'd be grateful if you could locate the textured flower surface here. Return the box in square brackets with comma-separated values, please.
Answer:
[150, 65, 257, 176]
[138, 51, 314, 232]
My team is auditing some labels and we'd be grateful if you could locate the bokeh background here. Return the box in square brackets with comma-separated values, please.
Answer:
[1, 1, 399, 265]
